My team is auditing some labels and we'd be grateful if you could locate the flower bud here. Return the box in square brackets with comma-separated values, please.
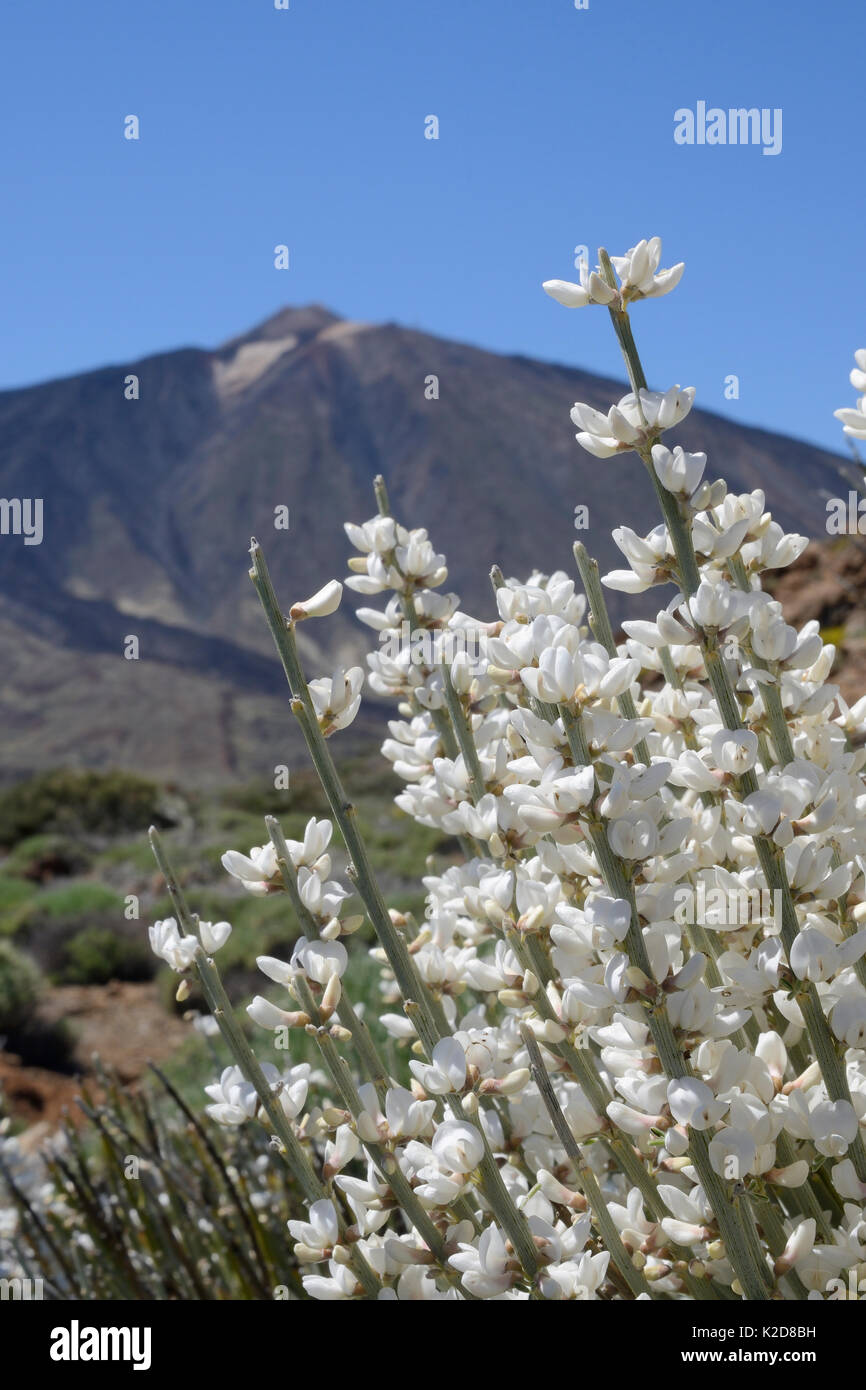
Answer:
[320, 973, 342, 1020]
[290, 579, 343, 621]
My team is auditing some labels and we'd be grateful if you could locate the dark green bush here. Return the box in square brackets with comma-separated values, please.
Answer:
[57, 926, 154, 985]
[2, 831, 91, 881]
[0, 769, 173, 848]
[0, 875, 38, 925]
[0, 940, 43, 1032]
[7, 882, 128, 976]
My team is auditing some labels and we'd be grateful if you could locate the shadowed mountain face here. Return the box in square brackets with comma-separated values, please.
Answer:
[0, 306, 850, 782]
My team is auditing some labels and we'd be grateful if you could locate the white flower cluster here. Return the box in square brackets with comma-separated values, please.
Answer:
[153, 240, 866, 1301]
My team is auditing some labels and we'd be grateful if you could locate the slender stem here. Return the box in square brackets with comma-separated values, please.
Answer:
[440, 660, 486, 803]
[249, 540, 450, 1053]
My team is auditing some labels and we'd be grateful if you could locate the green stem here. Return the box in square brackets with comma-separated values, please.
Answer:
[249, 539, 450, 1055]
[440, 660, 486, 803]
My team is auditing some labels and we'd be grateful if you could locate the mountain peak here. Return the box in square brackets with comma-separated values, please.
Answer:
[222, 304, 342, 352]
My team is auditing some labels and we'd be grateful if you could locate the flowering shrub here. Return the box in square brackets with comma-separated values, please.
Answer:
[148, 240, 866, 1301]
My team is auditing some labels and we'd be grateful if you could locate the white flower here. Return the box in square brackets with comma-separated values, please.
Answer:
[544, 239, 683, 312]
[204, 1066, 257, 1126]
[286, 818, 333, 869]
[296, 867, 349, 920]
[221, 842, 279, 895]
[148, 918, 199, 973]
[302, 1259, 359, 1301]
[542, 266, 617, 309]
[774, 1220, 816, 1274]
[708, 1127, 757, 1179]
[835, 350, 866, 438]
[690, 578, 742, 629]
[809, 1101, 858, 1158]
[609, 237, 685, 303]
[571, 386, 695, 459]
[246, 996, 299, 1030]
[831, 997, 866, 1048]
[291, 936, 348, 983]
[667, 1078, 726, 1130]
[850, 348, 866, 393]
[383, 1086, 436, 1138]
[789, 927, 866, 982]
[308, 667, 364, 734]
[431, 1121, 485, 1174]
[324, 1124, 360, 1178]
[582, 893, 632, 945]
[749, 601, 798, 662]
[519, 647, 580, 703]
[711, 728, 759, 775]
[199, 919, 232, 954]
[344, 515, 397, 556]
[288, 1199, 339, 1259]
[607, 812, 659, 861]
[834, 403, 866, 439]
[409, 1037, 467, 1095]
[651, 444, 706, 497]
[449, 1224, 513, 1298]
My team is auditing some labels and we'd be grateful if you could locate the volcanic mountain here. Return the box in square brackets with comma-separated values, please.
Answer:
[0, 306, 852, 781]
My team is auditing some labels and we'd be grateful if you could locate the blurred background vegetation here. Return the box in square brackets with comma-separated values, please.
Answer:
[0, 758, 458, 1082]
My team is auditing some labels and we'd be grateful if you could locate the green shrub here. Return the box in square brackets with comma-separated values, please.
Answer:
[0, 769, 172, 848]
[58, 926, 154, 985]
[95, 839, 165, 871]
[7, 882, 128, 976]
[7, 880, 122, 935]
[0, 875, 38, 926]
[0, 940, 43, 1032]
[2, 832, 91, 881]
[218, 775, 304, 818]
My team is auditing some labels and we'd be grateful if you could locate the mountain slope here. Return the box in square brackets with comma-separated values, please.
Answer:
[0, 307, 851, 781]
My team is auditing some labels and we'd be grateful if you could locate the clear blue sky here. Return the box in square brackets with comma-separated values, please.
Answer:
[1, 0, 863, 452]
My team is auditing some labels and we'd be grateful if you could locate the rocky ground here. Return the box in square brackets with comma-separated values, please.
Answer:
[0, 983, 189, 1143]
[766, 535, 866, 705]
